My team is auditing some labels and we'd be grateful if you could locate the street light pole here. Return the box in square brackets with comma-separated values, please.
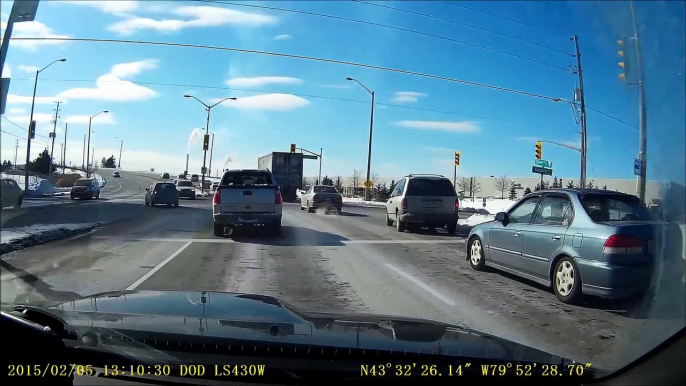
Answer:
[115, 137, 123, 169]
[208, 132, 215, 177]
[346, 77, 375, 201]
[319, 147, 323, 185]
[630, 0, 648, 203]
[86, 110, 108, 178]
[62, 123, 67, 174]
[184, 95, 236, 193]
[572, 36, 588, 189]
[24, 58, 66, 191]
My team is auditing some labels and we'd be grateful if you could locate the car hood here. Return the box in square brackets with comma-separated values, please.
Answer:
[42, 290, 567, 365]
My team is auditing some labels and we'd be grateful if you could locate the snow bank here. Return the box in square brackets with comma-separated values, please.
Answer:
[342, 197, 387, 208]
[460, 198, 516, 215]
[1, 173, 70, 196]
[458, 214, 495, 227]
[1, 223, 100, 255]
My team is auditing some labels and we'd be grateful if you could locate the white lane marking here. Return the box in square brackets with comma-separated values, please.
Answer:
[384, 263, 456, 306]
[89, 236, 461, 244]
[125, 241, 193, 290]
[108, 178, 123, 194]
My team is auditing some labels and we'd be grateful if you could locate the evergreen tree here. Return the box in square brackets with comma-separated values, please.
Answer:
[508, 186, 518, 200]
[28, 150, 57, 175]
[524, 187, 532, 195]
[566, 181, 575, 188]
[552, 176, 559, 188]
[334, 176, 343, 192]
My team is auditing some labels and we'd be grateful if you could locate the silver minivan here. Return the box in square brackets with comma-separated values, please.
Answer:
[386, 174, 459, 234]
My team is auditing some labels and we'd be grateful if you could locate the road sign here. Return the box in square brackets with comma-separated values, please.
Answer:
[532, 166, 553, 176]
[535, 159, 552, 168]
[302, 154, 318, 160]
[364, 180, 372, 189]
[633, 158, 642, 176]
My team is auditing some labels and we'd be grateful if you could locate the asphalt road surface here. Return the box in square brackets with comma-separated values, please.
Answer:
[1, 173, 683, 372]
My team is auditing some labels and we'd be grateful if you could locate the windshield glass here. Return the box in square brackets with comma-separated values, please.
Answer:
[1, 0, 683, 380]
[581, 194, 654, 221]
[406, 179, 455, 196]
[74, 180, 92, 186]
[314, 186, 338, 194]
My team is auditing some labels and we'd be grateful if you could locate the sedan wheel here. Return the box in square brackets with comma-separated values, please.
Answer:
[553, 257, 581, 304]
[307, 201, 314, 213]
[386, 214, 393, 226]
[468, 237, 485, 271]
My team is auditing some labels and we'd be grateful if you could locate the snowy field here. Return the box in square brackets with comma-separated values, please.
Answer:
[1, 223, 98, 244]
[457, 198, 516, 227]
[1, 173, 72, 196]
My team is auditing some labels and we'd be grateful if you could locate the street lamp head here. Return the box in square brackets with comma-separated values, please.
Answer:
[58, 59, 66, 62]
[345, 77, 353, 81]
[229, 97, 237, 100]
[183, 95, 191, 98]
[103, 110, 109, 113]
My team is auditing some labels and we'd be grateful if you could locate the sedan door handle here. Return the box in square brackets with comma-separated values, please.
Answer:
[514, 232, 521, 237]
[552, 235, 562, 241]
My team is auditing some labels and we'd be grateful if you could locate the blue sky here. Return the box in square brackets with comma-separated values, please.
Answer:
[1, 0, 684, 184]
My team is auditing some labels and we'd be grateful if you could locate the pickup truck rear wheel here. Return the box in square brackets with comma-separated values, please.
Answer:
[213, 222, 224, 237]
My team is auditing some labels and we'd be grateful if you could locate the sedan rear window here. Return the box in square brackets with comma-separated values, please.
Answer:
[580, 194, 653, 222]
[405, 179, 455, 196]
[221, 171, 273, 186]
[314, 186, 338, 194]
[155, 183, 176, 190]
[177, 181, 193, 187]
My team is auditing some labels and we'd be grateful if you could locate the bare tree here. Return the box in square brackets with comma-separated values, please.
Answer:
[471, 177, 482, 201]
[351, 169, 361, 189]
[455, 177, 470, 195]
[494, 175, 509, 199]
[370, 173, 379, 186]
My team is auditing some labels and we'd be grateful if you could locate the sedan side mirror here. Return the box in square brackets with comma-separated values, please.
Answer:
[495, 212, 508, 222]
[145, 188, 149, 191]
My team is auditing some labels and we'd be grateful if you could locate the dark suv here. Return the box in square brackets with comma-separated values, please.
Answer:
[71, 178, 100, 200]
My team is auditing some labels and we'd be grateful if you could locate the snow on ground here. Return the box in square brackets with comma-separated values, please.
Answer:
[0, 223, 98, 244]
[65, 168, 105, 188]
[460, 198, 516, 214]
[458, 214, 495, 226]
[1, 173, 71, 196]
[342, 197, 387, 208]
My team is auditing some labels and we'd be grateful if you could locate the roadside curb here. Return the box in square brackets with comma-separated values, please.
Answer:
[1, 223, 101, 256]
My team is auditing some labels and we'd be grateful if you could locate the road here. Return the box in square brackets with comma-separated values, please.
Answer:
[1, 170, 683, 373]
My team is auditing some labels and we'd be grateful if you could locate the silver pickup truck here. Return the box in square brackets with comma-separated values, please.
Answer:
[212, 169, 283, 236]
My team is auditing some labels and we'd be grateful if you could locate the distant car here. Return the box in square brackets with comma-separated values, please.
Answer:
[145, 182, 179, 207]
[112, 171, 121, 178]
[178, 174, 187, 180]
[1, 178, 23, 208]
[190, 174, 199, 183]
[71, 178, 100, 200]
[386, 174, 459, 234]
[211, 182, 219, 192]
[300, 185, 342, 214]
[175, 180, 196, 200]
[466, 189, 658, 304]
[161, 172, 170, 180]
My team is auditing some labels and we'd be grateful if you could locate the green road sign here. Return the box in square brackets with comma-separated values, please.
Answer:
[535, 159, 552, 168]
[302, 154, 318, 160]
[532, 166, 553, 176]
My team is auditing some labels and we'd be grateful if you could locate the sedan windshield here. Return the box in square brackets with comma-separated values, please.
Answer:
[177, 181, 193, 187]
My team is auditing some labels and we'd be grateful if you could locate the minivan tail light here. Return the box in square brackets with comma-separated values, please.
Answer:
[400, 198, 408, 210]
[213, 189, 221, 204]
[275, 189, 283, 204]
[603, 235, 644, 254]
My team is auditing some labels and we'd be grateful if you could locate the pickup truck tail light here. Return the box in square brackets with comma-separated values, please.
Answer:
[275, 189, 283, 204]
[400, 198, 408, 210]
[603, 235, 644, 254]
[213, 188, 221, 204]
[455, 198, 460, 210]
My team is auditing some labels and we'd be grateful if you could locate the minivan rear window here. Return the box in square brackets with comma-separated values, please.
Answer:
[580, 194, 653, 222]
[405, 179, 455, 196]
[74, 179, 92, 186]
[221, 171, 273, 186]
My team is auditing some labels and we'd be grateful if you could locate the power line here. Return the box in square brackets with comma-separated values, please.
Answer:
[0, 129, 48, 148]
[16, 77, 513, 123]
[1, 115, 51, 138]
[586, 105, 637, 129]
[191, 0, 571, 72]
[440, 1, 569, 38]
[13, 37, 563, 102]
[352, 0, 572, 56]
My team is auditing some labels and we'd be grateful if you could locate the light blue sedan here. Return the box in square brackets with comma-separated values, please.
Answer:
[466, 189, 657, 304]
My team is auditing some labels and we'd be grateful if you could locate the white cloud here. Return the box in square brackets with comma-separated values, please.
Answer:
[57, 60, 158, 102]
[215, 93, 309, 111]
[107, 5, 276, 36]
[391, 91, 426, 104]
[18, 65, 39, 73]
[6, 94, 67, 105]
[0, 21, 69, 50]
[226, 76, 302, 88]
[7, 108, 25, 114]
[63, 114, 115, 125]
[392, 121, 480, 133]
[62, 0, 139, 14]
[274, 34, 292, 40]
[1, 64, 9, 77]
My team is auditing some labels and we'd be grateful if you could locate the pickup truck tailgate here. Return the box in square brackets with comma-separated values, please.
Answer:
[219, 186, 276, 213]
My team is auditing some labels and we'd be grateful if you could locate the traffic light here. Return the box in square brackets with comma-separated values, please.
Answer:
[618, 39, 627, 82]
[535, 141, 542, 160]
[29, 120, 36, 139]
[203, 134, 210, 150]
[290, 143, 296, 153]
[454, 151, 460, 166]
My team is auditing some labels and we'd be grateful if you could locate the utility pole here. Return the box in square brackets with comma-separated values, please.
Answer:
[14, 139, 19, 169]
[318, 148, 323, 185]
[91, 148, 95, 171]
[119, 140, 123, 169]
[630, 1, 647, 203]
[47, 101, 60, 177]
[572, 35, 588, 189]
[208, 132, 215, 176]
[59, 143, 63, 170]
[62, 123, 67, 173]
[82, 134, 86, 169]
